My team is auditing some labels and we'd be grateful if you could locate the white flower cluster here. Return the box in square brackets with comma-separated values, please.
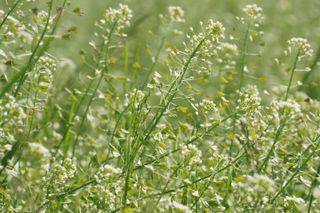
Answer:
[216, 42, 238, 71]
[29, 142, 50, 158]
[50, 158, 76, 187]
[100, 4, 133, 37]
[127, 89, 145, 109]
[236, 85, 262, 112]
[28, 142, 51, 170]
[0, 15, 33, 59]
[219, 42, 239, 60]
[159, 198, 192, 213]
[246, 174, 275, 194]
[0, 95, 26, 144]
[232, 174, 275, 208]
[270, 99, 302, 122]
[287, 37, 313, 61]
[33, 56, 56, 90]
[205, 20, 225, 42]
[283, 196, 307, 211]
[184, 20, 225, 59]
[85, 165, 122, 210]
[152, 124, 169, 143]
[168, 6, 185, 23]
[32, 11, 53, 32]
[196, 99, 217, 114]
[94, 164, 122, 184]
[242, 4, 263, 23]
[159, 6, 185, 25]
[181, 144, 202, 165]
[29, 56, 56, 109]
[85, 181, 122, 210]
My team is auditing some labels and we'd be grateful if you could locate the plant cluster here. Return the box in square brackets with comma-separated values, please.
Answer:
[0, 1, 319, 212]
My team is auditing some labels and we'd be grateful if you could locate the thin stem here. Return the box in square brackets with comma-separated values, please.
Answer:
[0, 0, 21, 31]
[307, 162, 320, 212]
[0, 0, 68, 98]
[257, 118, 286, 173]
[121, 37, 207, 210]
[13, 0, 54, 96]
[238, 21, 251, 90]
[36, 110, 241, 211]
[71, 22, 117, 158]
[54, 79, 95, 155]
[285, 51, 300, 101]
[270, 135, 320, 203]
[134, 110, 241, 171]
[123, 42, 129, 94]
[301, 45, 320, 87]
[36, 179, 97, 212]
[143, 36, 207, 144]
[112, 152, 245, 212]
[140, 37, 165, 90]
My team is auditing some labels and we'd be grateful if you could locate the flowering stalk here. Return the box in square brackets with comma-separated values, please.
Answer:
[71, 21, 117, 158]
[121, 34, 208, 210]
[238, 4, 263, 90]
[70, 4, 133, 157]
[285, 37, 313, 100]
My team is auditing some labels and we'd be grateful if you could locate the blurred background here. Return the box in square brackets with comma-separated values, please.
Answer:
[56, 0, 320, 97]
[1, 0, 320, 97]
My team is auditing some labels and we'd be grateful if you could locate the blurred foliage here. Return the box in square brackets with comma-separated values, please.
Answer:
[51, 0, 320, 97]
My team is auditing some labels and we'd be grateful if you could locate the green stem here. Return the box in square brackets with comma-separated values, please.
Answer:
[112, 152, 245, 212]
[140, 37, 165, 90]
[63, 96, 76, 157]
[13, 0, 54, 96]
[121, 36, 207, 210]
[238, 21, 251, 90]
[307, 152, 320, 212]
[36, 179, 97, 212]
[143, 36, 207, 144]
[285, 51, 300, 101]
[71, 21, 117, 158]
[0, 0, 68, 98]
[257, 118, 286, 173]
[54, 79, 95, 156]
[301, 45, 320, 87]
[123, 42, 129, 94]
[0, 0, 21, 31]
[270, 135, 320, 203]
[134, 110, 241, 171]
[36, 110, 241, 211]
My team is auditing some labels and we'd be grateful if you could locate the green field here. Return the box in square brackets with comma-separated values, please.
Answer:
[0, 0, 320, 212]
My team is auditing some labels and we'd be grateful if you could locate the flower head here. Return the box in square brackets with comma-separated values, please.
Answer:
[287, 37, 313, 60]
[168, 6, 185, 23]
[206, 20, 225, 42]
[101, 4, 133, 37]
[243, 4, 263, 22]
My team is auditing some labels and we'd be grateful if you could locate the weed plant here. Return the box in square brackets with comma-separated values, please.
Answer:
[0, 0, 320, 212]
